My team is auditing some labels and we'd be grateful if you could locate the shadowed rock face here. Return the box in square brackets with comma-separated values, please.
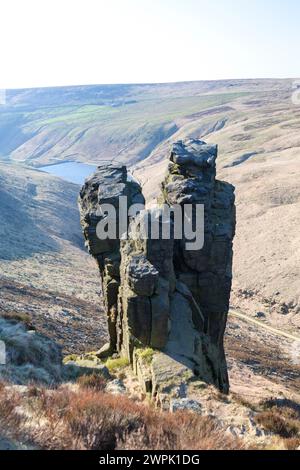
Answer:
[78, 140, 235, 395]
[79, 164, 145, 355]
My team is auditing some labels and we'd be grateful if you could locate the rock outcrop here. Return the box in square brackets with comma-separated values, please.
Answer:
[79, 139, 235, 396]
[79, 165, 145, 357]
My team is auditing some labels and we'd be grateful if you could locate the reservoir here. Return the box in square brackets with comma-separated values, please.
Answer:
[39, 162, 97, 185]
[39, 161, 138, 185]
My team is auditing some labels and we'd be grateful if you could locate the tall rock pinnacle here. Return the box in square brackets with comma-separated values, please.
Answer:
[78, 139, 235, 397]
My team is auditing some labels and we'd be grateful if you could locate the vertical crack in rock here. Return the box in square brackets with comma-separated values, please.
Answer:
[78, 140, 235, 396]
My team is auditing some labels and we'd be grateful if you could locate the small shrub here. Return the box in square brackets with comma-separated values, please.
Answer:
[77, 373, 106, 391]
[63, 354, 79, 363]
[255, 410, 299, 438]
[117, 371, 127, 380]
[27, 385, 42, 398]
[256, 398, 300, 439]
[136, 348, 155, 365]
[105, 357, 129, 372]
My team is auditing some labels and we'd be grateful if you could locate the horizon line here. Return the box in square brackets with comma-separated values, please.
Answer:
[2, 76, 300, 91]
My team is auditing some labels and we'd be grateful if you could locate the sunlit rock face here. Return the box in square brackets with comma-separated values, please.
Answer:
[78, 140, 235, 396]
[162, 139, 236, 392]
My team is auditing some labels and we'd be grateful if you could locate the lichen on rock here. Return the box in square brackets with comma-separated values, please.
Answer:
[78, 139, 236, 399]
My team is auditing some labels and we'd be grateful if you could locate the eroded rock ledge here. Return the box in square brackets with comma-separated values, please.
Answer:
[78, 139, 235, 397]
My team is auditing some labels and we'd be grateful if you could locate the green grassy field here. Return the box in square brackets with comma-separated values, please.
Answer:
[0, 81, 253, 166]
[0, 78, 298, 178]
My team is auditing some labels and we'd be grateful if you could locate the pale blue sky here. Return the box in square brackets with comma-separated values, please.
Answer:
[1, 0, 299, 88]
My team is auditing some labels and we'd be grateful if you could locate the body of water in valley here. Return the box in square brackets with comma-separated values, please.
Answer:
[39, 162, 97, 185]
[39, 161, 139, 186]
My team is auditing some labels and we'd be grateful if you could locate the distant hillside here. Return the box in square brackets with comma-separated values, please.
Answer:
[0, 162, 107, 352]
[0, 162, 102, 301]
[0, 162, 82, 258]
[0, 79, 292, 167]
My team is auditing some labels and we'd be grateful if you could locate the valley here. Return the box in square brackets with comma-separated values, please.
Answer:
[0, 80, 299, 438]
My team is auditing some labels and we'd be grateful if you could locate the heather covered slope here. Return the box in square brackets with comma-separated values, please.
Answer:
[0, 163, 106, 352]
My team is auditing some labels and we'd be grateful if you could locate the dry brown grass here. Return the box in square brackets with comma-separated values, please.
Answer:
[255, 410, 299, 438]
[76, 373, 107, 391]
[254, 398, 300, 447]
[116, 413, 244, 450]
[0, 382, 244, 450]
[225, 330, 300, 392]
[0, 310, 33, 329]
[284, 437, 300, 450]
[0, 383, 23, 440]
